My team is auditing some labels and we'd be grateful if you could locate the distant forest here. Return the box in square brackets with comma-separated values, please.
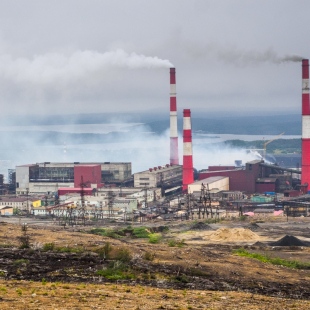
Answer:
[224, 139, 301, 154]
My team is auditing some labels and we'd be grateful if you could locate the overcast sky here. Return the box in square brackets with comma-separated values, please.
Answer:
[0, 0, 308, 119]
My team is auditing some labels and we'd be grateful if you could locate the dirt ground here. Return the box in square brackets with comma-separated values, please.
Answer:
[0, 216, 310, 309]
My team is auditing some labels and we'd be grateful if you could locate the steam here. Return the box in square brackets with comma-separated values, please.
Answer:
[0, 49, 173, 84]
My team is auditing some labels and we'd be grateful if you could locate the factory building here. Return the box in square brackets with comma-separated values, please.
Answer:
[16, 162, 131, 195]
[134, 165, 182, 189]
[199, 160, 301, 194]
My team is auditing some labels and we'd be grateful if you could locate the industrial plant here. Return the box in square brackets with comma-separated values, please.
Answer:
[0, 61, 309, 222]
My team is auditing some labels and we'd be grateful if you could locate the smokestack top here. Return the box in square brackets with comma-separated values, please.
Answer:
[183, 109, 191, 117]
[170, 68, 175, 73]
[302, 59, 309, 79]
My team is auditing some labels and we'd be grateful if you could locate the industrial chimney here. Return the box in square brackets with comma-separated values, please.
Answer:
[301, 59, 310, 192]
[182, 109, 194, 192]
[170, 68, 179, 165]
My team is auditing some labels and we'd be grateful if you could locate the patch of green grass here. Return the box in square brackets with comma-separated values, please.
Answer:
[13, 259, 29, 266]
[90, 228, 122, 239]
[148, 233, 162, 244]
[55, 246, 84, 253]
[42, 242, 55, 251]
[233, 248, 310, 269]
[167, 238, 185, 247]
[132, 227, 150, 238]
[96, 268, 135, 280]
[96, 261, 135, 280]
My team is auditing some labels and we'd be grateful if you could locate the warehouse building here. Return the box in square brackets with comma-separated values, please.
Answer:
[134, 165, 182, 189]
[16, 162, 132, 195]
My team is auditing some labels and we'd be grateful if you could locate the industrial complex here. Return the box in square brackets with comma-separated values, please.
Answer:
[0, 61, 309, 222]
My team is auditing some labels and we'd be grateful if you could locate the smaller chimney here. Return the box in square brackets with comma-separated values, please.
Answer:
[182, 109, 194, 192]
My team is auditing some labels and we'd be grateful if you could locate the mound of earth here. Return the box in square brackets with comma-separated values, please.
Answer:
[270, 235, 309, 247]
[206, 228, 262, 242]
[252, 241, 267, 247]
[191, 222, 213, 231]
[246, 223, 261, 231]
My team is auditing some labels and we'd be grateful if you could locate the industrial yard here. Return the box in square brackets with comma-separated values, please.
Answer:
[0, 216, 310, 309]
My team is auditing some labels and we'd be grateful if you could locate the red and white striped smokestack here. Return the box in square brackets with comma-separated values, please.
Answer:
[170, 68, 179, 165]
[301, 59, 310, 191]
[183, 109, 194, 192]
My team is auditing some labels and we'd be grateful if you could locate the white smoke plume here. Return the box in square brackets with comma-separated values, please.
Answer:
[0, 49, 173, 84]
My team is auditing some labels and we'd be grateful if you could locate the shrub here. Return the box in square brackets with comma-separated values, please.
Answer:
[114, 247, 131, 262]
[42, 242, 55, 251]
[17, 223, 31, 249]
[132, 227, 150, 238]
[148, 233, 162, 244]
[167, 238, 185, 247]
[95, 242, 113, 259]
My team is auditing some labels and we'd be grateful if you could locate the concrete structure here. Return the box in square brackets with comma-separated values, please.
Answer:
[16, 162, 131, 195]
[302, 59, 310, 188]
[74, 164, 102, 188]
[0, 197, 35, 213]
[0, 206, 13, 216]
[188, 176, 229, 194]
[199, 160, 300, 194]
[182, 109, 194, 192]
[134, 165, 182, 188]
[169, 68, 179, 165]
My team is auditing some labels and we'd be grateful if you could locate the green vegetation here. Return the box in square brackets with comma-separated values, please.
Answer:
[233, 248, 310, 269]
[114, 248, 131, 262]
[95, 246, 134, 280]
[90, 228, 122, 239]
[95, 242, 113, 259]
[42, 243, 83, 253]
[13, 259, 29, 266]
[132, 227, 150, 238]
[167, 238, 185, 247]
[95, 264, 135, 280]
[90, 226, 152, 239]
[42, 242, 55, 251]
[148, 233, 162, 244]
[224, 139, 301, 154]
[17, 224, 31, 249]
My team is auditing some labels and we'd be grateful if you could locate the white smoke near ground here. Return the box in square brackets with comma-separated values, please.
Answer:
[0, 120, 260, 179]
[0, 49, 173, 84]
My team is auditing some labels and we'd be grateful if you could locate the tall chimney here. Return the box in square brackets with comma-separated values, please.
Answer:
[170, 68, 179, 165]
[182, 109, 194, 192]
[302, 59, 310, 192]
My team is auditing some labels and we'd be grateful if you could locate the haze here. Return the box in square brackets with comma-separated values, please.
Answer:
[0, 0, 307, 118]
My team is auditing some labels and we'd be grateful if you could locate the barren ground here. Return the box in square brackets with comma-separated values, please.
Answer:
[0, 216, 309, 309]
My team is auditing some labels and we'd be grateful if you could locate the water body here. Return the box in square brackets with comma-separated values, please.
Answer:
[0, 122, 301, 178]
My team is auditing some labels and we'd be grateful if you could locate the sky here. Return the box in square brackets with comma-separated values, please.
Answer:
[0, 0, 308, 119]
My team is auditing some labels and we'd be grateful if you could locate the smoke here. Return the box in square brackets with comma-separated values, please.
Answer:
[0, 49, 173, 84]
[180, 39, 304, 66]
[216, 48, 304, 65]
